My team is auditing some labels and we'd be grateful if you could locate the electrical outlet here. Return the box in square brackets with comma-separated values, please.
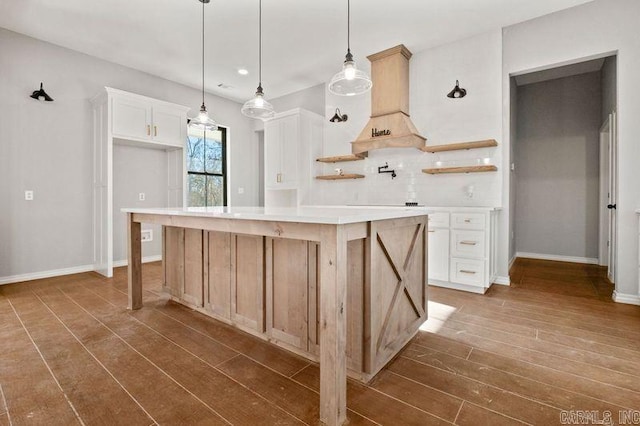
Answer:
[139, 192, 145, 201]
[25, 190, 34, 201]
[141, 229, 153, 242]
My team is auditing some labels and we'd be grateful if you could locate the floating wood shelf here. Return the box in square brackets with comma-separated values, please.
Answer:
[316, 174, 365, 180]
[420, 139, 498, 153]
[422, 165, 498, 175]
[316, 153, 367, 163]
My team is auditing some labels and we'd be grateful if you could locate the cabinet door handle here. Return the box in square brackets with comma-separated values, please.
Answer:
[428, 230, 435, 233]
[460, 241, 477, 246]
[146, 125, 151, 136]
[154, 126, 157, 136]
[460, 270, 477, 274]
[276, 173, 282, 183]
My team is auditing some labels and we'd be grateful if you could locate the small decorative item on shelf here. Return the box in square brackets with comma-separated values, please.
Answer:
[335, 167, 344, 176]
[446, 80, 467, 99]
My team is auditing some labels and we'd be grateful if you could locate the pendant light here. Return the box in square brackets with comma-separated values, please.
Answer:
[328, 0, 372, 96]
[241, 0, 275, 120]
[189, 0, 217, 131]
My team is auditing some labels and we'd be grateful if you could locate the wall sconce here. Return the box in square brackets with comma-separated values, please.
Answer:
[30, 82, 54, 102]
[329, 108, 348, 123]
[446, 80, 466, 99]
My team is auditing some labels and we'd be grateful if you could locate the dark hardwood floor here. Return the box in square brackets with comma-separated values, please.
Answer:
[1, 258, 638, 425]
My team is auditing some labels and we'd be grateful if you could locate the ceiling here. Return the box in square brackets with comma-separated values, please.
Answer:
[0, 0, 594, 103]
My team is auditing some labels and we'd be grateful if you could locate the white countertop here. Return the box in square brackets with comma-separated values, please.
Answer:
[346, 205, 501, 212]
[121, 206, 430, 225]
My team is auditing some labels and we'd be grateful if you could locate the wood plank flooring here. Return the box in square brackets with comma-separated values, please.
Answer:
[1, 258, 638, 425]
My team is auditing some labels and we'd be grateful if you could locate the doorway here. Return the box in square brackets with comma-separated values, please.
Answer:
[510, 55, 617, 288]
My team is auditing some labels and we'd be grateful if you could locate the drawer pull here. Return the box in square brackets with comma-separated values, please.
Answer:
[460, 241, 477, 246]
[154, 126, 158, 136]
[460, 270, 477, 274]
[428, 230, 435, 233]
[464, 219, 472, 223]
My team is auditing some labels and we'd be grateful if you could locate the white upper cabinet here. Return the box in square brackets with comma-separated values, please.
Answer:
[264, 113, 299, 189]
[152, 105, 186, 144]
[263, 108, 324, 207]
[106, 87, 189, 149]
[112, 96, 151, 140]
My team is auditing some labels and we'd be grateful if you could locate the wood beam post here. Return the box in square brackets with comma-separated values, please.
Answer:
[127, 212, 142, 310]
[319, 224, 348, 425]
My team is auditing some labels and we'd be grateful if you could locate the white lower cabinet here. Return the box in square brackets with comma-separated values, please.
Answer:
[428, 208, 499, 294]
[428, 228, 449, 282]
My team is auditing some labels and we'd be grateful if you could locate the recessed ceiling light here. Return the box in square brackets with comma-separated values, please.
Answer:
[237, 68, 249, 76]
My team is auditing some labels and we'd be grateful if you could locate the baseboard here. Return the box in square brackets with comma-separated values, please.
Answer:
[612, 291, 640, 306]
[516, 252, 599, 265]
[0, 264, 96, 286]
[428, 280, 487, 294]
[509, 255, 516, 270]
[493, 276, 511, 286]
[112, 255, 162, 268]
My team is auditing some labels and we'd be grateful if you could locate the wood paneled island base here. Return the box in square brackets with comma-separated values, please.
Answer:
[124, 207, 428, 425]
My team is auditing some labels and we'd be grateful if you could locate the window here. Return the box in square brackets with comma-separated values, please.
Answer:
[186, 126, 227, 207]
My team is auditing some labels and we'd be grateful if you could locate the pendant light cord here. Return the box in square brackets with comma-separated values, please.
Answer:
[344, 0, 352, 61]
[201, 0, 205, 106]
[347, 0, 350, 53]
[258, 0, 263, 90]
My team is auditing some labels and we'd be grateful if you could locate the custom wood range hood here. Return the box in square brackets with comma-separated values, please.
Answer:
[351, 44, 427, 155]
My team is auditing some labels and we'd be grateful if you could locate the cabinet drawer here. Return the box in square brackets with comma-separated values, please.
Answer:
[427, 212, 450, 229]
[450, 258, 485, 287]
[450, 230, 485, 259]
[451, 213, 486, 230]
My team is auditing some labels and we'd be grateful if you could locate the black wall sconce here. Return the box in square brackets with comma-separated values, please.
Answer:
[329, 108, 348, 123]
[30, 82, 54, 102]
[446, 80, 466, 99]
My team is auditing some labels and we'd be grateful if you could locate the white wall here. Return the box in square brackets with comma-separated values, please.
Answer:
[514, 72, 602, 260]
[0, 28, 257, 280]
[502, 0, 640, 299]
[112, 144, 167, 263]
[310, 30, 503, 213]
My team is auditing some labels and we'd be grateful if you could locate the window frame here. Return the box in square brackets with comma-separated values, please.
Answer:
[186, 124, 228, 207]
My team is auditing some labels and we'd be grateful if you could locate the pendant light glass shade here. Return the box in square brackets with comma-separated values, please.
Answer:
[190, 103, 217, 131]
[328, 0, 371, 97]
[189, 0, 217, 132]
[328, 56, 372, 96]
[241, 86, 275, 119]
[241, 0, 275, 120]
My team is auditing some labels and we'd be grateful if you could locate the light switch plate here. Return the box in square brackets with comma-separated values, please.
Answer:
[25, 190, 34, 201]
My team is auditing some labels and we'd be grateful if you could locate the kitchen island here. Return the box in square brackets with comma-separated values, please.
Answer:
[123, 206, 428, 426]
